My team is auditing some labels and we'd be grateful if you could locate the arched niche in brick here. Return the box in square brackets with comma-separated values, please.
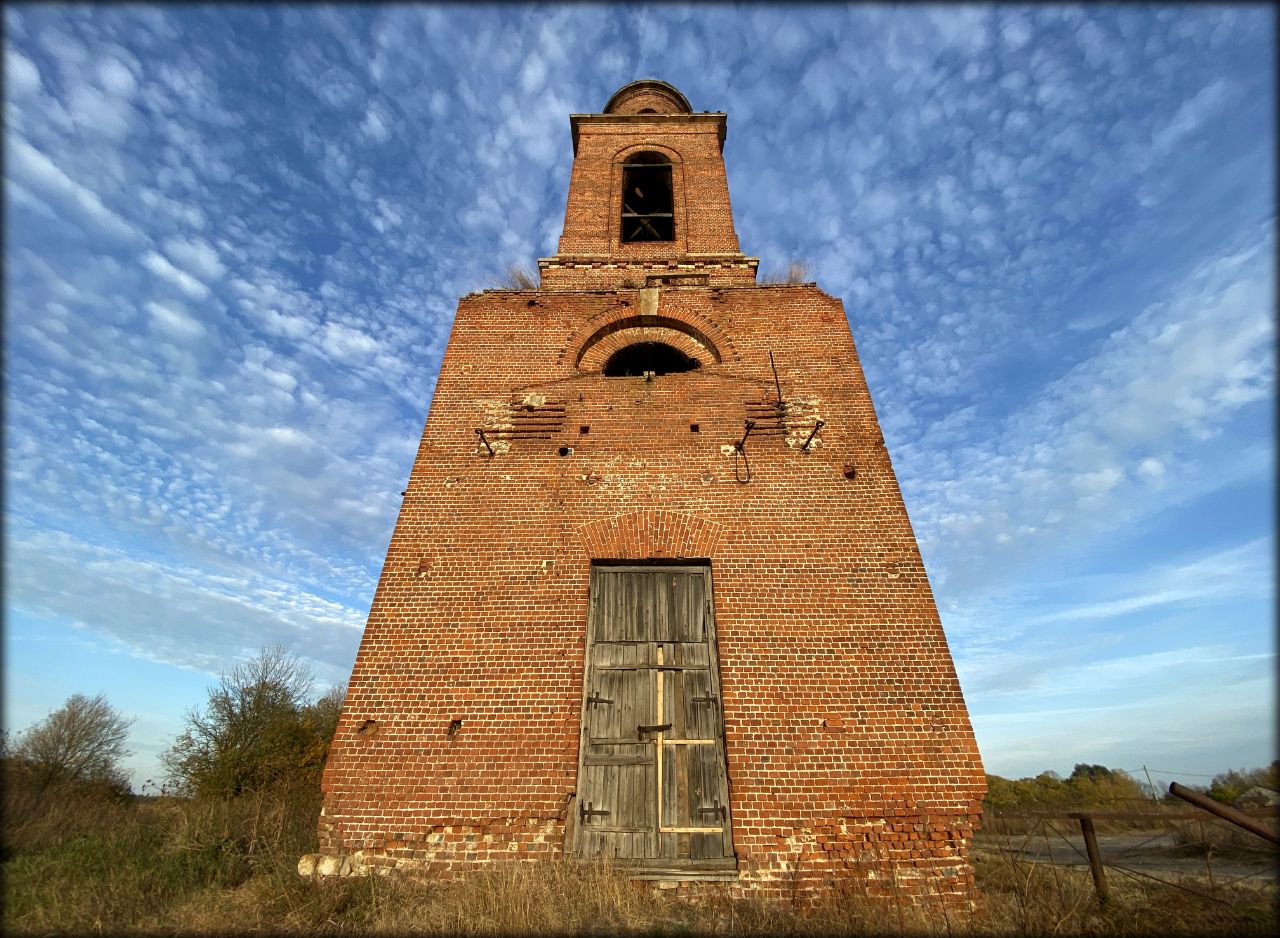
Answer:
[578, 509, 723, 560]
[580, 325, 712, 374]
[613, 143, 685, 253]
[565, 308, 738, 372]
[573, 313, 733, 374]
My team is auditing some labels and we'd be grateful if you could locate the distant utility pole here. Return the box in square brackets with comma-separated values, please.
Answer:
[1143, 765, 1159, 802]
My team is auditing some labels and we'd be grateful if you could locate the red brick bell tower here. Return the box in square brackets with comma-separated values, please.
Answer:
[312, 79, 986, 906]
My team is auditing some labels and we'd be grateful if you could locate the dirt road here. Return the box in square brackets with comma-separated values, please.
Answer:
[976, 829, 1278, 886]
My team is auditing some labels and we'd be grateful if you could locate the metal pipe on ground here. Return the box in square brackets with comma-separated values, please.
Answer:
[1168, 781, 1280, 845]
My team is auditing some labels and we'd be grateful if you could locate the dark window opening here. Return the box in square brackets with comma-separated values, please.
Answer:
[603, 342, 699, 377]
[621, 152, 673, 242]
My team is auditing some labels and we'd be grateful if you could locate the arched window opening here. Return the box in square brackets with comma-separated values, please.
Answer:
[603, 342, 699, 377]
[621, 152, 673, 242]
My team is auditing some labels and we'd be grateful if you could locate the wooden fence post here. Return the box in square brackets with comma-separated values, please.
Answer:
[1072, 813, 1109, 903]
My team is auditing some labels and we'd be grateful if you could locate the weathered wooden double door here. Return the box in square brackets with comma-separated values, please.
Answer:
[573, 565, 735, 870]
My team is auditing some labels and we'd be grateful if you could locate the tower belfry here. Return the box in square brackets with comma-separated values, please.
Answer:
[314, 79, 985, 906]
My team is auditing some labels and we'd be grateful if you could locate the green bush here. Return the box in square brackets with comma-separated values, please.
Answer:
[161, 646, 343, 798]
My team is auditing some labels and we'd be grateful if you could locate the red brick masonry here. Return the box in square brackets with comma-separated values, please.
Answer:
[313, 80, 986, 907]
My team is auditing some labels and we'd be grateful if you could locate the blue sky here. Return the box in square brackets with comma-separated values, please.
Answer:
[4, 5, 1274, 793]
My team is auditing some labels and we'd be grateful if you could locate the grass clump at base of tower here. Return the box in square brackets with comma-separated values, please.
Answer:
[3, 774, 1276, 936]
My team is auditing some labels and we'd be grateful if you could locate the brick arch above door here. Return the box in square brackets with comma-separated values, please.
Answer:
[577, 509, 724, 560]
[562, 307, 739, 370]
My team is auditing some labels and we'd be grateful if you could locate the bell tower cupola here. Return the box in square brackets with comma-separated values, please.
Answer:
[539, 79, 758, 290]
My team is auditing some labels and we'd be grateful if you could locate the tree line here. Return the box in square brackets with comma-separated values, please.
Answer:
[985, 761, 1280, 812]
[4, 647, 1277, 812]
[3, 646, 343, 800]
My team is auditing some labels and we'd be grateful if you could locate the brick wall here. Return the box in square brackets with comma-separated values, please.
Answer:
[316, 281, 986, 905]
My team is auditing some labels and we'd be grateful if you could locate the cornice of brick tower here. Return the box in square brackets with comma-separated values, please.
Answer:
[539, 78, 758, 290]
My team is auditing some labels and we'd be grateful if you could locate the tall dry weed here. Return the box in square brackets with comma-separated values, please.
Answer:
[3, 775, 1276, 936]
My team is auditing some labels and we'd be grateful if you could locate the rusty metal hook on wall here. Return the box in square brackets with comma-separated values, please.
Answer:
[734, 419, 755, 484]
[768, 350, 784, 412]
[802, 419, 825, 451]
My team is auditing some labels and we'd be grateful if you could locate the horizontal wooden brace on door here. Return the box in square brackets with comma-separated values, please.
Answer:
[660, 826, 724, 834]
[661, 738, 717, 746]
[592, 664, 710, 671]
[584, 754, 651, 765]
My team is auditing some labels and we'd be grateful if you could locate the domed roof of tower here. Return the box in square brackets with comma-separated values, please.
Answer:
[603, 79, 693, 116]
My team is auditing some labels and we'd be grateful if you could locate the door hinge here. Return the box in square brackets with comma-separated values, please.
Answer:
[579, 801, 610, 824]
[697, 800, 727, 820]
[637, 723, 672, 736]
[692, 695, 718, 706]
[586, 692, 614, 707]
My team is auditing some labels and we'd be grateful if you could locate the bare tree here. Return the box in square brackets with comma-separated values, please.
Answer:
[13, 693, 135, 790]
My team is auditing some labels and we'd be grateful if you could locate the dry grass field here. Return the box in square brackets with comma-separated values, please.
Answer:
[3, 782, 1276, 936]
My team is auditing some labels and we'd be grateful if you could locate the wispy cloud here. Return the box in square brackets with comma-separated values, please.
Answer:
[3, 5, 1273, 786]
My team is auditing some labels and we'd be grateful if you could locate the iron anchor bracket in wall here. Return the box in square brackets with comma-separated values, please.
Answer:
[801, 419, 825, 451]
[475, 428, 495, 457]
[733, 420, 755, 484]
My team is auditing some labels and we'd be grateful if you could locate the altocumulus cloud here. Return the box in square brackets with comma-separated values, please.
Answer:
[4, 4, 1273, 784]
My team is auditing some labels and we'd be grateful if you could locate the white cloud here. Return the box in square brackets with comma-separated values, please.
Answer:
[518, 52, 547, 95]
[161, 236, 225, 281]
[360, 106, 391, 143]
[6, 48, 42, 96]
[319, 321, 379, 362]
[1070, 465, 1123, 498]
[1151, 79, 1232, 156]
[928, 7, 991, 54]
[7, 135, 142, 241]
[903, 230, 1274, 596]
[97, 56, 137, 97]
[65, 68, 137, 141]
[861, 186, 899, 224]
[1037, 539, 1272, 624]
[5, 524, 365, 676]
[145, 300, 206, 342]
[1136, 457, 1165, 479]
[974, 671, 1273, 778]
[142, 250, 211, 301]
